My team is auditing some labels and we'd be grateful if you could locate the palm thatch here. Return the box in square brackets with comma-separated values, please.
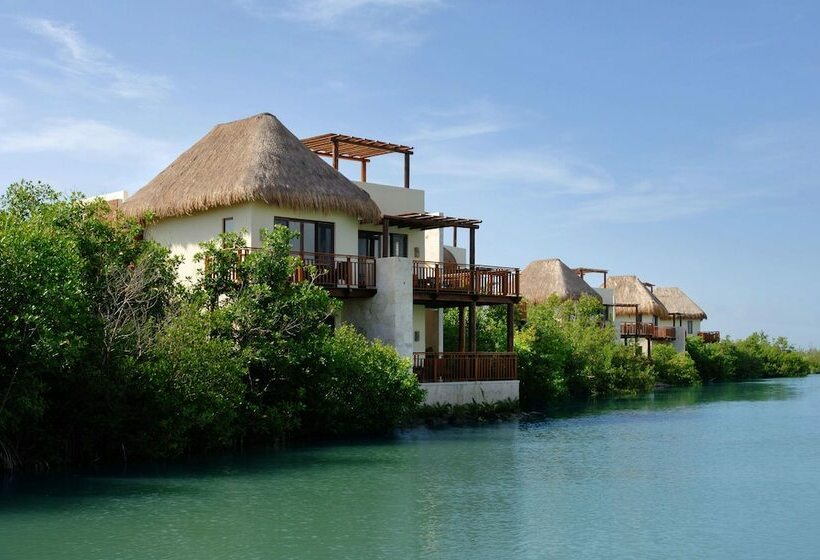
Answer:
[605, 275, 669, 318]
[654, 287, 707, 320]
[520, 259, 602, 303]
[124, 113, 382, 222]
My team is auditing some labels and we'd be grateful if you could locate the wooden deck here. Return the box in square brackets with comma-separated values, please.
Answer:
[620, 323, 677, 341]
[412, 261, 520, 306]
[413, 352, 518, 383]
[698, 331, 721, 343]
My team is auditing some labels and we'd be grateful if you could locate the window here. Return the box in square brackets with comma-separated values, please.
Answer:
[274, 217, 334, 254]
[687, 320, 694, 335]
[222, 217, 234, 233]
[390, 233, 408, 257]
[358, 231, 408, 257]
[653, 315, 659, 327]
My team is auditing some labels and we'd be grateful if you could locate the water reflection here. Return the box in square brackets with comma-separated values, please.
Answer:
[525, 379, 802, 422]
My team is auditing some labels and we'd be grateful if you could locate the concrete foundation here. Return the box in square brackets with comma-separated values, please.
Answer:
[421, 380, 520, 406]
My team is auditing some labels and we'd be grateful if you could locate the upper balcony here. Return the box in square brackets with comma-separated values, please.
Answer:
[412, 261, 520, 305]
[620, 322, 676, 341]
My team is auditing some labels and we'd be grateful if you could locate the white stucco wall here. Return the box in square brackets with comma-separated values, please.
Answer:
[145, 204, 254, 283]
[341, 257, 414, 358]
[421, 380, 520, 406]
[356, 181, 424, 214]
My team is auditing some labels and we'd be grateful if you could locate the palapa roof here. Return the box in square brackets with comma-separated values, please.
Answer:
[604, 275, 670, 317]
[654, 287, 707, 320]
[124, 113, 382, 223]
[520, 259, 602, 303]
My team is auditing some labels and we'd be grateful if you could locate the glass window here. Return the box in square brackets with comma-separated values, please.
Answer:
[358, 231, 381, 257]
[274, 217, 334, 254]
[390, 233, 408, 257]
[687, 320, 694, 334]
[222, 217, 234, 233]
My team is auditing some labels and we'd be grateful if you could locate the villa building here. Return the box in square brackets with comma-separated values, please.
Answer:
[604, 275, 680, 356]
[653, 287, 717, 344]
[123, 112, 521, 405]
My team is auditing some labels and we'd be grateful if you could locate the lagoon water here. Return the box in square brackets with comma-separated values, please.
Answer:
[2, 376, 820, 560]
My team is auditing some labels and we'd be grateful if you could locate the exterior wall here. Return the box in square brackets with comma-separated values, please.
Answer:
[594, 287, 615, 323]
[145, 204, 253, 284]
[424, 227, 444, 263]
[412, 305, 426, 353]
[421, 380, 520, 406]
[356, 181, 424, 214]
[340, 257, 414, 358]
[248, 202, 361, 254]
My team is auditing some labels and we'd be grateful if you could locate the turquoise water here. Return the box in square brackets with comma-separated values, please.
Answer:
[3, 377, 820, 560]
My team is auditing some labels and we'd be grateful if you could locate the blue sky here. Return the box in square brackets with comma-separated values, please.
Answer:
[1, 0, 818, 346]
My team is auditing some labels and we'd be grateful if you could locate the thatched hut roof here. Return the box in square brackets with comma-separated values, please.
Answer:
[124, 113, 382, 222]
[520, 259, 602, 303]
[605, 275, 669, 318]
[654, 287, 707, 320]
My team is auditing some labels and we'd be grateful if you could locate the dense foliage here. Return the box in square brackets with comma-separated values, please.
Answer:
[0, 181, 421, 470]
[686, 333, 812, 382]
[515, 295, 655, 405]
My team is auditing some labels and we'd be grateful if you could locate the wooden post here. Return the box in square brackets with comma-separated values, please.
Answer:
[469, 228, 476, 294]
[360, 160, 367, 182]
[331, 137, 339, 170]
[458, 306, 465, 352]
[404, 152, 410, 188]
[603, 272, 607, 288]
[506, 303, 515, 352]
[381, 218, 389, 258]
[468, 302, 477, 352]
[453, 227, 458, 247]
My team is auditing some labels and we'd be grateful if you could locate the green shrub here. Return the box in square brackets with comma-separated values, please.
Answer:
[652, 344, 700, 386]
[304, 325, 423, 435]
[686, 333, 810, 382]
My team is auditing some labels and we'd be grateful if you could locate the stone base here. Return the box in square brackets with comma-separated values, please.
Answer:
[421, 380, 520, 406]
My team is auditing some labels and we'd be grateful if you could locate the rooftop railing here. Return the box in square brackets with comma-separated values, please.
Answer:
[412, 261, 520, 297]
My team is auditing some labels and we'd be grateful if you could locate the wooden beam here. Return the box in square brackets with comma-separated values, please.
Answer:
[506, 303, 515, 352]
[468, 302, 477, 352]
[458, 306, 465, 352]
[382, 218, 390, 258]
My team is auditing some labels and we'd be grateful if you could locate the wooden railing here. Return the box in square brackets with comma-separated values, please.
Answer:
[698, 331, 721, 343]
[412, 352, 518, 383]
[620, 323, 677, 340]
[210, 248, 376, 289]
[412, 261, 520, 297]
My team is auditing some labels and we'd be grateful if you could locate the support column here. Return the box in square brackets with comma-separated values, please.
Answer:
[404, 152, 410, 188]
[381, 218, 390, 258]
[468, 302, 477, 352]
[360, 160, 367, 182]
[331, 137, 339, 170]
[457, 306, 465, 352]
[506, 303, 515, 352]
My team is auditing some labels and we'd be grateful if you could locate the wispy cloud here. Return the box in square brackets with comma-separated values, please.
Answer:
[15, 17, 171, 100]
[407, 100, 512, 142]
[235, 0, 443, 47]
[418, 150, 614, 195]
[0, 118, 176, 167]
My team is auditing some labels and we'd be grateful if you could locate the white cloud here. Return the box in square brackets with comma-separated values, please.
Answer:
[16, 18, 171, 100]
[236, 0, 442, 46]
[417, 150, 614, 195]
[407, 100, 511, 142]
[0, 118, 176, 167]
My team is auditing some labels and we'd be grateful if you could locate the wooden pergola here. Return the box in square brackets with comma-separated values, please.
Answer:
[574, 267, 608, 288]
[301, 133, 414, 187]
[381, 212, 516, 354]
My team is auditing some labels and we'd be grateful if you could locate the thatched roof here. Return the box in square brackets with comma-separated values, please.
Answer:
[605, 275, 669, 317]
[520, 259, 602, 303]
[124, 113, 382, 223]
[654, 287, 707, 320]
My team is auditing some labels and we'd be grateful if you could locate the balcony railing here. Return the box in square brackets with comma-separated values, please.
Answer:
[412, 261, 520, 297]
[698, 331, 721, 343]
[214, 248, 376, 289]
[620, 323, 677, 340]
[412, 352, 518, 383]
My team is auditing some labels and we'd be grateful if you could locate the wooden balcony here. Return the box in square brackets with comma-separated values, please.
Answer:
[413, 352, 518, 383]
[620, 323, 676, 340]
[698, 331, 721, 343]
[220, 249, 376, 298]
[412, 261, 520, 306]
